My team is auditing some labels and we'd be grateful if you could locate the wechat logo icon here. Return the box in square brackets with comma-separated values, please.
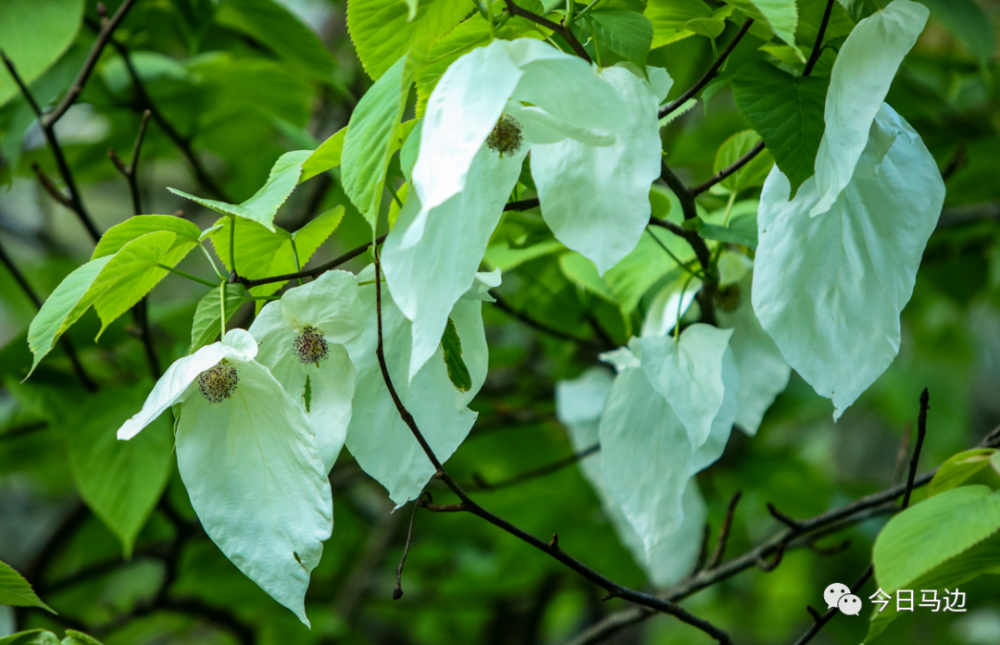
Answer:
[824, 583, 862, 616]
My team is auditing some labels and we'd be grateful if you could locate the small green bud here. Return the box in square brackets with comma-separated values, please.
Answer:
[486, 114, 523, 158]
[294, 326, 329, 367]
[198, 359, 239, 403]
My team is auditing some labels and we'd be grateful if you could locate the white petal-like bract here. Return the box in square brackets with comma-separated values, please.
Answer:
[753, 104, 945, 419]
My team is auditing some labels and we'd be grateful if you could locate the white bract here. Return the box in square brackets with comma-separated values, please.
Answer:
[249, 270, 366, 471]
[557, 368, 706, 586]
[116, 330, 332, 626]
[384, 38, 669, 380]
[344, 266, 492, 507]
[598, 337, 740, 557]
[754, 103, 945, 419]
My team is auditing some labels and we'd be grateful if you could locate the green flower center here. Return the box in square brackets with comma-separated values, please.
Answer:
[198, 359, 238, 403]
[294, 326, 329, 366]
[486, 114, 523, 158]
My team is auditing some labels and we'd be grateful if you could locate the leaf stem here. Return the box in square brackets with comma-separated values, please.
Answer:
[158, 264, 220, 288]
[219, 281, 226, 341]
[199, 243, 226, 281]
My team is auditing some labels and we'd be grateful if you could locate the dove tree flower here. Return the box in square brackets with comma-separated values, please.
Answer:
[248, 270, 366, 471]
[116, 329, 332, 627]
[383, 37, 671, 380]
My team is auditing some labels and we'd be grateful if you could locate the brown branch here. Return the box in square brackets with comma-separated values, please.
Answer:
[240, 235, 387, 289]
[372, 251, 732, 644]
[504, 198, 540, 212]
[0, 237, 97, 391]
[110, 111, 161, 379]
[490, 293, 606, 350]
[44, 0, 140, 127]
[658, 19, 754, 119]
[465, 442, 600, 491]
[692, 0, 835, 196]
[0, 52, 100, 241]
[394, 498, 422, 600]
[503, 0, 592, 63]
[704, 491, 742, 570]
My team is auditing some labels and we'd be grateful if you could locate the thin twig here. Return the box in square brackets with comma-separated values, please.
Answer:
[503, 0, 593, 63]
[767, 503, 804, 531]
[658, 19, 754, 119]
[0, 238, 97, 390]
[704, 491, 742, 570]
[692, 0, 835, 196]
[902, 388, 930, 510]
[372, 251, 732, 644]
[240, 235, 387, 289]
[394, 498, 422, 600]
[491, 293, 605, 349]
[466, 443, 600, 491]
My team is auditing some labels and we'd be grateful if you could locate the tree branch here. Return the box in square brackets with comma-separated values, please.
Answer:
[240, 234, 387, 289]
[658, 19, 754, 120]
[372, 251, 732, 644]
[465, 442, 600, 491]
[503, 0, 593, 63]
[491, 293, 606, 350]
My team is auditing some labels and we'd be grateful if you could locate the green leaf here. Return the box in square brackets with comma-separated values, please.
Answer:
[61, 386, 173, 558]
[0, 0, 83, 107]
[26, 257, 112, 377]
[589, 10, 654, 69]
[441, 318, 472, 392]
[92, 215, 202, 259]
[915, 0, 996, 66]
[732, 62, 827, 197]
[0, 560, 53, 612]
[211, 206, 345, 299]
[560, 252, 621, 305]
[91, 231, 198, 337]
[873, 485, 1000, 594]
[645, 0, 712, 48]
[698, 215, 758, 248]
[713, 130, 775, 195]
[61, 631, 104, 645]
[170, 150, 312, 231]
[215, 0, 337, 81]
[928, 449, 998, 497]
[724, 0, 801, 58]
[300, 127, 346, 183]
[342, 54, 415, 228]
[0, 631, 60, 645]
[684, 17, 725, 39]
[347, 0, 469, 80]
[866, 531, 1000, 642]
[189, 284, 252, 354]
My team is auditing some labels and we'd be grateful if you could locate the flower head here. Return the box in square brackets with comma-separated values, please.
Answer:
[249, 270, 366, 471]
[116, 329, 332, 627]
[384, 39, 672, 382]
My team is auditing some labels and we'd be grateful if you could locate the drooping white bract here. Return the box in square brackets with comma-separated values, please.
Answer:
[383, 38, 670, 381]
[754, 102, 945, 420]
[598, 341, 739, 558]
[248, 270, 366, 471]
[344, 266, 493, 507]
[810, 0, 929, 217]
[116, 329, 332, 626]
[556, 368, 706, 586]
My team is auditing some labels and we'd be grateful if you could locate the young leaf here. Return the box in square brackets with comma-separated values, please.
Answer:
[928, 449, 998, 497]
[26, 257, 112, 377]
[645, 0, 712, 48]
[300, 127, 346, 183]
[724, 0, 801, 59]
[0, 630, 61, 645]
[91, 231, 197, 337]
[189, 284, 252, 353]
[215, 0, 337, 81]
[731, 63, 827, 197]
[0, 0, 83, 107]
[92, 215, 201, 259]
[61, 631, 104, 645]
[0, 560, 53, 612]
[713, 130, 775, 196]
[347, 0, 469, 80]
[753, 104, 945, 420]
[62, 386, 173, 558]
[441, 317, 472, 392]
[170, 150, 312, 231]
[589, 10, 655, 69]
[341, 54, 415, 228]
